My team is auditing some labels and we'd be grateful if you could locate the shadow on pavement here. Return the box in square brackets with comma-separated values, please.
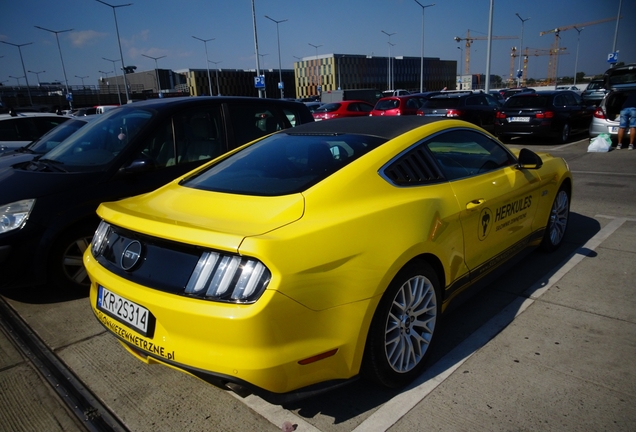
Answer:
[282, 212, 601, 424]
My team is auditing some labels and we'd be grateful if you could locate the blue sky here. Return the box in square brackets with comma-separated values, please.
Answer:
[1, 0, 633, 88]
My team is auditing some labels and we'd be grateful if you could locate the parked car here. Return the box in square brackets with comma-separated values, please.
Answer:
[0, 111, 70, 153]
[501, 87, 536, 100]
[0, 115, 98, 168]
[417, 91, 501, 132]
[581, 79, 607, 107]
[489, 90, 505, 104]
[589, 64, 636, 142]
[72, 107, 98, 116]
[303, 102, 323, 113]
[312, 100, 374, 120]
[0, 96, 314, 291]
[369, 94, 428, 116]
[85, 116, 572, 404]
[495, 90, 593, 143]
[382, 89, 411, 97]
[556, 85, 582, 94]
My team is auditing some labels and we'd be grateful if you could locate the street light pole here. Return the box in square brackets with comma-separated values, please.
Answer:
[381, 31, 395, 91]
[1, 41, 33, 105]
[573, 26, 583, 86]
[28, 70, 45, 86]
[35, 26, 73, 109]
[251, 0, 264, 98]
[96, 0, 132, 104]
[414, 1, 434, 93]
[457, 46, 462, 89]
[103, 57, 122, 104]
[9, 76, 24, 86]
[515, 13, 529, 87]
[192, 36, 214, 96]
[141, 54, 166, 95]
[209, 60, 222, 96]
[75, 75, 88, 88]
[265, 15, 288, 99]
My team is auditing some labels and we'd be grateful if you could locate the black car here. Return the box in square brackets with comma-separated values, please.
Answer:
[494, 90, 593, 143]
[0, 96, 313, 291]
[0, 116, 98, 168]
[416, 91, 502, 132]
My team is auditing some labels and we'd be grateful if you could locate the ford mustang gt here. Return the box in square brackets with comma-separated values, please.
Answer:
[85, 116, 572, 403]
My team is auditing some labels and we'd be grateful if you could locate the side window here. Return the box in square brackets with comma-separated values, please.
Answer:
[554, 95, 566, 107]
[358, 103, 373, 113]
[228, 104, 285, 146]
[465, 96, 480, 106]
[282, 108, 300, 127]
[172, 106, 224, 165]
[426, 129, 516, 181]
[137, 120, 175, 168]
[485, 94, 500, 107]
[32, 117, 67, 137]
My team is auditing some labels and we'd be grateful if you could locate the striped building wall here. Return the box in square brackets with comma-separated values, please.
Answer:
[294, 54, 457, 98]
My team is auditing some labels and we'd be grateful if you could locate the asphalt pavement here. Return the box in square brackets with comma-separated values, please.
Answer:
[0, 135, 635, 432]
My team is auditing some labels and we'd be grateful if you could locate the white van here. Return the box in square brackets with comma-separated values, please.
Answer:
[95, 105, 119, 114]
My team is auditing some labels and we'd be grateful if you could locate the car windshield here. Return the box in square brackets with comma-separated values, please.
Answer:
[423, 98, 460, 109]
[587, 82, 603, 90]
[42, 108, 153, 168]
[315, 103, 341, 113]
[504, 95, 549, 108]
[29, 118, 89, 154]
[182, 132, 386, 196]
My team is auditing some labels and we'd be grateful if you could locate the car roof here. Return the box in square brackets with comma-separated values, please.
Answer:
[0, 112, 69, 120]
[283, 116, 444, 140]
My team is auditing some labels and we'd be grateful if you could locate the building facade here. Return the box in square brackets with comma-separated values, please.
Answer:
[294, 53, 457, 98]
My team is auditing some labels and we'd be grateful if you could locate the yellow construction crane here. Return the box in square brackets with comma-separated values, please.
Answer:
[520, 47, 568, 86]
[454, 29, 518, 75]
[540, 17, 617, 85]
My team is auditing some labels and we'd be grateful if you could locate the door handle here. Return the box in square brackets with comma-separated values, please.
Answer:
[466, 199, 485, 210]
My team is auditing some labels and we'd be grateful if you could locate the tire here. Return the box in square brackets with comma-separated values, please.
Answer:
[363, 260, 441, 388]
[48, 223, 97, 291]
[540, 187, 570, 252]
[559, 123, 570, 143]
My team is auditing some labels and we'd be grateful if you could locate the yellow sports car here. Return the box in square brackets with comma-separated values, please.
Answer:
[85, 117, 572, 403]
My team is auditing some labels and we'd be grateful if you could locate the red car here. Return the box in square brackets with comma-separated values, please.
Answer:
[312, 100, 374, 121]
[369, 94, 427, 116]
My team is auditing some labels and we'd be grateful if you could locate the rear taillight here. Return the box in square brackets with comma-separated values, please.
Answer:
[496, 111, 506, 119]
[446, 109, 462, 118]
[593, 108, 606, 119]
[535, 111, 554, 119]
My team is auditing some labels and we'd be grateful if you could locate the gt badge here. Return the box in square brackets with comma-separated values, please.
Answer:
[121, 240, 142, 271]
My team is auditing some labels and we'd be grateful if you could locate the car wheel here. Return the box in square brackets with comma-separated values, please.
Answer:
[540, 187, 570, 252]
[48, 223, 96, 291]
[363, 260, 440, 388]
[559, 123, 570, 143]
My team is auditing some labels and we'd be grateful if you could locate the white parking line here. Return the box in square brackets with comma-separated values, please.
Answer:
[239, 215, 628, 432]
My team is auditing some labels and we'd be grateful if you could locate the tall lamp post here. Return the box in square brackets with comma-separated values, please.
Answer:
[1, 41, 33, 105]
[265, 15, 288, 99]
[96, 0, 132, 104]
[9, 75, 24, 86]
[103, 57, 122, 104]
[34, 26, 73, 108]
[308, 43, 322, 94]
[413, 1, 434, 93]
[515, 13, 529, 87]
[28, 70, 45, 86]
[141, 54, 165, 95]
[192, 36, 214, 96]
[381, 31, 396, 90]
[208, 60, 222, 96]
[573, 26, 583, 86]
[75, 75, 88, 88]
[457, 46, 462, 89]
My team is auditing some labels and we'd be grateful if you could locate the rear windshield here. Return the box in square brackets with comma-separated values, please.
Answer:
[423, 98, 460, 109]
[315, 103, 341, 113]
[375, 99, 400, 110]
[504, 95, 549, 108]
[182, 132, 386, 196]
[587, 81, 604, 90]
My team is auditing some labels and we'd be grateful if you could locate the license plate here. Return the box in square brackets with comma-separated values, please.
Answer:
[510, 117, 530, 122]
[609, 126, 618, 133]
[97, 285, 155, 337]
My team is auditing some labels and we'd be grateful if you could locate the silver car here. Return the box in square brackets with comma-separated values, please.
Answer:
[589, 64, 636, 141]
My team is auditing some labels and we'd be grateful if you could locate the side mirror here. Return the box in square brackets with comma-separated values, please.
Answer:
[121, 156, 155, 174]
[517, 148, 543, 170]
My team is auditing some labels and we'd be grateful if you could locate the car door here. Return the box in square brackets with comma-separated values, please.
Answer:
[426, 129, 542, 274]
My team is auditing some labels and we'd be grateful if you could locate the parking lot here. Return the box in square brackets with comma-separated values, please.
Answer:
[1, 133, 635, 432]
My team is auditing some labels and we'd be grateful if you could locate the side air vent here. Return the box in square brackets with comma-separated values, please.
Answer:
[383, 147, 445, 186]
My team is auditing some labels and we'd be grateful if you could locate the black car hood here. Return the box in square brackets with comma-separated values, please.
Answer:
[0, 165, 103, 205]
